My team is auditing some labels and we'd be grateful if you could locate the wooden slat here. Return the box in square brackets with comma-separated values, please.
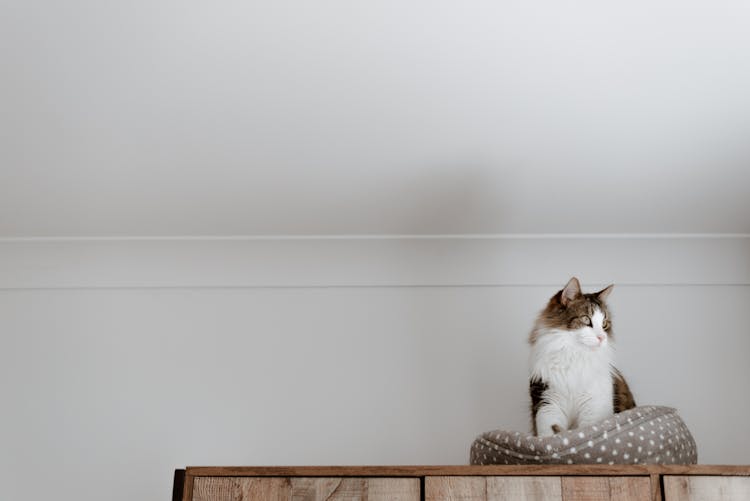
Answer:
[487, 476, 562, 500]
[562, 477, 610, 501]
[182, 473, 195, 501]
[291, 478, 364, 500]
[185, 465, 750, 478]
[191, 477, 419, 501]
[562, 477, 650, 501]
[650, 474, 662, 501]
[663, 476, 750, 501]
[608, 477, 651, 501]
[367, 478, 420, 501]
[193, 477, 291, 501]
[425, 476, 486, 501]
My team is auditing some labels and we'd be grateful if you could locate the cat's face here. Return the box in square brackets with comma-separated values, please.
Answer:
[532, 277, 614, 349]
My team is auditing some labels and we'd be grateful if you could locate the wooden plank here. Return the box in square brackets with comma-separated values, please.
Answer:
[190, 477, 419, 501]
[650, 474, 662, 501]
[291, 478, 365, 500]
[193, 477, 291, 501]
[425, 476, 486, 501]
[663, 476, 750, 501]
[367, 478, 420, 501]
[185, 465, 750, 478]
[182, 473, 194, 501]
[562, 477, 650, 501]
[487, 476, 562, 500]
[608, 477, 651, 501]
[562, 477, 611, 501]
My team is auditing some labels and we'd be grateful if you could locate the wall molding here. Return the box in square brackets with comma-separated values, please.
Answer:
[1, 235, 748, 289]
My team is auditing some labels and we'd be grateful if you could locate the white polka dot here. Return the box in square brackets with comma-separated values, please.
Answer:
[634, 458, 639, 463]
[567, 459, 573, 464]
[649, 440, 655, 446]
[578, 432, 585, 438]
[584, 452, 590, 458]
[588, 440, 593, 447]
[612, 449, 618, 455]
[600, 445, 606, 451]
[628, 431, 634, 437]
[596, 457, 602, 463]
[603, 431, 608, 439]
[563, 438, 569, 445]
[627, 442, 632, 448]
[608, 461, 614, 465]
[615, 438, 621, 444]
[638, 446, 643, 452]
[624, 453, 630, 459]
[570, 447, 577, 453]
[546, 444, 552, 451]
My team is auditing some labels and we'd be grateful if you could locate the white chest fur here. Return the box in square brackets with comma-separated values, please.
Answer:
[530, 329, 615, 436]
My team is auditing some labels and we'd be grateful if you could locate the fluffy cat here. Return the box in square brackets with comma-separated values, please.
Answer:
[529, 277, 635, 436]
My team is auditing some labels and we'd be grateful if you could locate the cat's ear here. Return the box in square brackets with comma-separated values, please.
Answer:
[561, 277, 581, 306]
[597, 284, 614, 301]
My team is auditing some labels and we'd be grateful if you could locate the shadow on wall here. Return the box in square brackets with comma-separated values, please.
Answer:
[389, 162, 515, 234]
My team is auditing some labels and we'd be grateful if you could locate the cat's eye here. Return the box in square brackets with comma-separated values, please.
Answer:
[581, 315, 592, 326]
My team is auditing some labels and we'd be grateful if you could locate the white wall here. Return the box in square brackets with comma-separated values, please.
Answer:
[3, 0, 750, 235]
[1, 236, 749, 501]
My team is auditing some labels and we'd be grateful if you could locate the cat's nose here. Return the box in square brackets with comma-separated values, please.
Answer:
[597, 333, 606, 343]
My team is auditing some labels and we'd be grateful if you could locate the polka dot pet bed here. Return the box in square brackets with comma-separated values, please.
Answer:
[471, 405, 697, 465]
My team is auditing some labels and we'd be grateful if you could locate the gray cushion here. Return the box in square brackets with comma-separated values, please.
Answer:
[470, 405, 697, 465]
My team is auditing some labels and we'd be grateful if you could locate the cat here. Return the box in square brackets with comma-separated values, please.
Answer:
[529, 277, 635, 436]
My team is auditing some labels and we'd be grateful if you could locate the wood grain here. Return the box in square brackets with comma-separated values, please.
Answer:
[663, 476, 750, 501]
[650, 474, 662, 501]
[425, 476, 486, 501]
[185, 465, 750, 478]
[366, 478, 420, 501]
[607, 477, 651, 501]
[487, 476, 562, 500]
[182, 473, 194, 501]
[561, 477, 650, 501]
[191, 477, 419, 501]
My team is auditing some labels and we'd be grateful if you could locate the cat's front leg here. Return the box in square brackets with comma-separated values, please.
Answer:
[535, 403, 568, 437]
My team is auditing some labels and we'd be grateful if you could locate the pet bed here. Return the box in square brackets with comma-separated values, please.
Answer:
[471, 405, 697, 465]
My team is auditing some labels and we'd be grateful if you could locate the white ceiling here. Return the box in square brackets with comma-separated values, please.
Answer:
[2, 1, 749, 236]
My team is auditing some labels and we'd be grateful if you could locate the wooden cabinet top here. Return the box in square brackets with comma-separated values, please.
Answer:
[184, 465, 750, 477]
